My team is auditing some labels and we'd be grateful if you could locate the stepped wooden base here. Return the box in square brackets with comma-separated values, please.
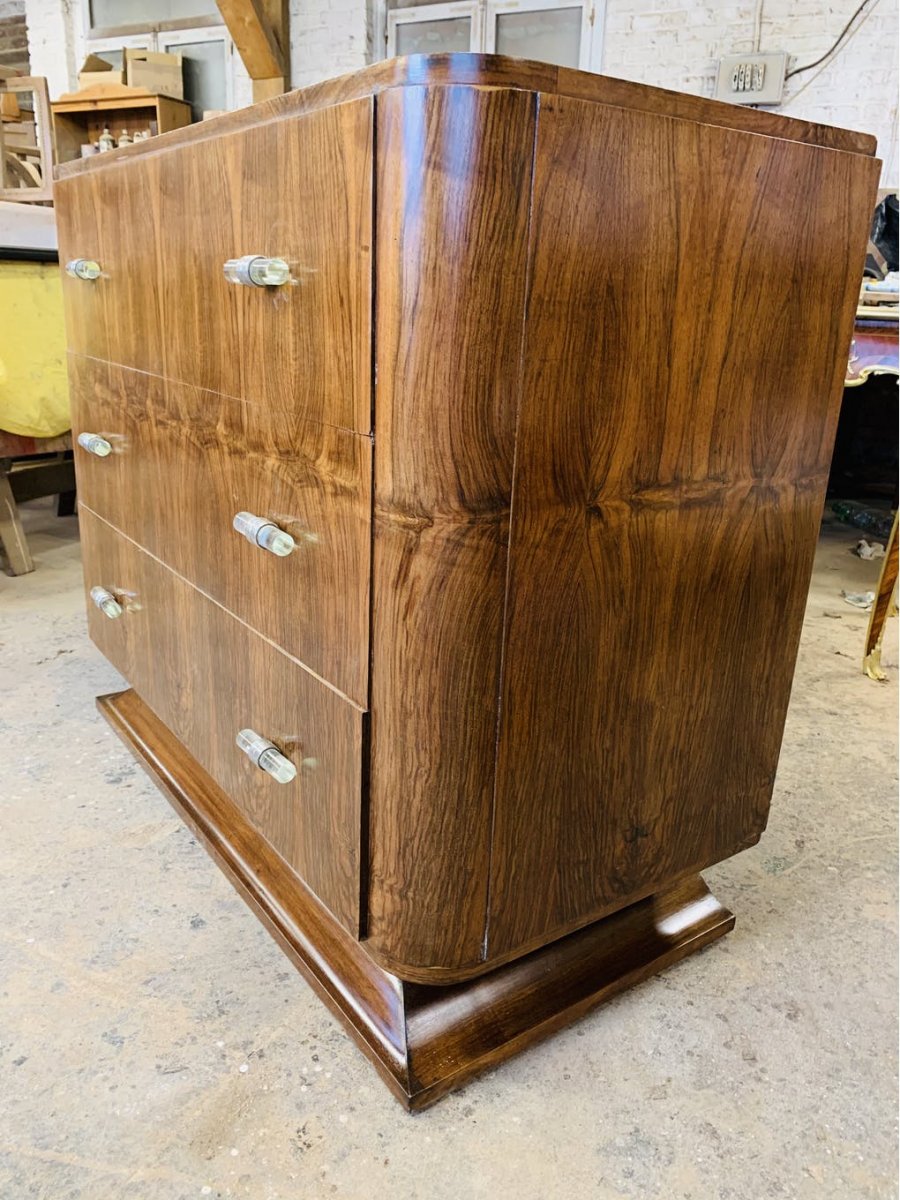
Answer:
[99, 688, 735, 1110]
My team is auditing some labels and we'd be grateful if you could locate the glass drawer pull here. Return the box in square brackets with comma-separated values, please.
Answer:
[233, 511, 295, 557]
[236, 729, 297, 784]
[66, 259, 101, 280]
[90, 586, 122, 619]
[223, 255, 290, 287]
[78, 432, 112, 457]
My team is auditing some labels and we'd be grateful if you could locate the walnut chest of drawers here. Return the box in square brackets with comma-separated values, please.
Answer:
[55, 53, 879, 1109]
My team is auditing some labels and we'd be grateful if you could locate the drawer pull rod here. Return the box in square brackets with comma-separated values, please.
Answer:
[233, 511, 295, 557]
[223, 255, 290, 287]
[236, 729, 298, 784]
[90, 586, 123, 619]
[77, 432, 112, 457]
[65, 258, 101, 280]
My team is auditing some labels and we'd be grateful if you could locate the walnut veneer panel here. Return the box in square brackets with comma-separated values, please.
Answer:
[56, 158, 166, 373]
[485, 95, 881, 958]
[70, 357, 371, 707]
[56, 173, 109, 363]
[57, 97, 373, 433]
[366, 85, 536, 975]
[79, 506, 364, 934]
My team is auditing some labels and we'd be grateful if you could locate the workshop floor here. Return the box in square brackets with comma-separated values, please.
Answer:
[1, 498, 897, 1200]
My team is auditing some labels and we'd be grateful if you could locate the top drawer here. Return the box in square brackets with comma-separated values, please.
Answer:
[55, 98, 373, 434]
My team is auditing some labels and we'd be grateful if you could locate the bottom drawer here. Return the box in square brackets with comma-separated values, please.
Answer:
[80, 505, 364, 935]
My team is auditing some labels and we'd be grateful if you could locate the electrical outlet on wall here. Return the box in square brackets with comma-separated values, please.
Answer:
[714, 52, 787, 106]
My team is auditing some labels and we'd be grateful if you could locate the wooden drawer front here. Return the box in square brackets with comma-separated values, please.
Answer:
[58, 98, 373, 433]
[70, 357, 372, 707]
[80, 506, 364, 935]
[56, 157, 165, 375]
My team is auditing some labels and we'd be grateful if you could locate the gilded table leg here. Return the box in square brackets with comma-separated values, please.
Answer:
[864, 512, 899, 680]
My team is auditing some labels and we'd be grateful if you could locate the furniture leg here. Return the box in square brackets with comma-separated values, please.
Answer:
[864, 512, 899, 680]
[0, 457, 34, 575]
[57, 487, 77, 517]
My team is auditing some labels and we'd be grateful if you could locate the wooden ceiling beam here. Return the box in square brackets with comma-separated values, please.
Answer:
[216, 0, 290, 102]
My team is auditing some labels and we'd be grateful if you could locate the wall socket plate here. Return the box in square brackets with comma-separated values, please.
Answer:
[714, 52, 787, 106]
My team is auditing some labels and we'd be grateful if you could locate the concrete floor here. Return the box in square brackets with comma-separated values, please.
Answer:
[1, 498, 897, 1200]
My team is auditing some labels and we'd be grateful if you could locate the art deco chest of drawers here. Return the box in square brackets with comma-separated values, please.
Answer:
[55, 53, 879, 1109]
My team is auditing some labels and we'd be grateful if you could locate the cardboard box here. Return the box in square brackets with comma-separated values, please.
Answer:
[77, 54, 124, 90]
[76, 49, 183, 99]
[125, 50, 183, 99]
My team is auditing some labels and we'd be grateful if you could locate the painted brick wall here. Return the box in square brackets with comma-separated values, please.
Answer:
[289, 0, 372, 88]
[24, 0, 77, 100]
[0, 0, 29, 75]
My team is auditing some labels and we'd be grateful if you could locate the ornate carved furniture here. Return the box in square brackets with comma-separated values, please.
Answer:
[55, 54, 879, 1109]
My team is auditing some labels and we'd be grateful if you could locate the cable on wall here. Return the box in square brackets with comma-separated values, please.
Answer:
[752, 0, 765, 52]
[782, 0, 881, 104]
[784, 0, 879, 79]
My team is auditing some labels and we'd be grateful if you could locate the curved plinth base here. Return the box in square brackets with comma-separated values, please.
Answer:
[99, 688, 735, 1110]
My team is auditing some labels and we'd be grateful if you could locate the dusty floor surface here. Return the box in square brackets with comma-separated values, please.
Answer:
[1, 499, 897, 1200]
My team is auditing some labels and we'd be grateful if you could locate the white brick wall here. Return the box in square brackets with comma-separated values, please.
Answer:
[290, 0, 372, 87]
[24, 0, 77, 100]
[21, 0, 898, 183]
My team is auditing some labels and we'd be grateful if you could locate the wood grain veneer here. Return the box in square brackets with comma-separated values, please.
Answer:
[367, 84, 535, 973]
[80, 506, 365, 935]
[70, 356, 371, 706]
[56, 97, 373, 432]
[486, 93, 882, 958]
[57, 54, 880, 1104]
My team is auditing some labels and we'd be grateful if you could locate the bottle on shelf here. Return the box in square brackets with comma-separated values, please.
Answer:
[117, 129, 132, 146]
[98, 126, 114, 153]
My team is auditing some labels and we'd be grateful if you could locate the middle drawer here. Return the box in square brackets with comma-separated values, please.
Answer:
[71, 356, 371, 707]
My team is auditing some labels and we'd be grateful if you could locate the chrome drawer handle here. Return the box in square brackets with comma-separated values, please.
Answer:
[66, 258, 101, 280]
[236, 728, 297, 783]
[233, 511, 295, 557]
[90, 585, 122, 619]
[223, 255, 290, 287]
[77, 432, 112, 457]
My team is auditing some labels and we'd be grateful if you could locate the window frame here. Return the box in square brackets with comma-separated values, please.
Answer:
[484, 0, 600, 72]
[380, 0, 602, 72]
[85, 3, 223, 42]
[155, 25, 235, 115]
[386, 1, 482, 58]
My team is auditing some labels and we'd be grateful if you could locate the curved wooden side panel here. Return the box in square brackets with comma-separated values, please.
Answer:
[486, 94, 881, 959]
[367, 84, 536, 975]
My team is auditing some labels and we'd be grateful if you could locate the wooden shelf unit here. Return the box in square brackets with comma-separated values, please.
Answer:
[52, 86, 191, 163]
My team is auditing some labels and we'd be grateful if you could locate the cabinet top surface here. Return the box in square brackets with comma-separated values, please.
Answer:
[56, 53, 876, 182]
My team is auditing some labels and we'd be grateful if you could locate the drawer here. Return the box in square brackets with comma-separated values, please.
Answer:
[56, 156, 165, 375]
[71, 357, 371, 708]
[57, 98, 373, 434]
[80, 506, 364, 935]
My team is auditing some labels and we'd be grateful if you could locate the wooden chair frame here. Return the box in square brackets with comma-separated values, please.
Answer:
[0, 76, 55, 203]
